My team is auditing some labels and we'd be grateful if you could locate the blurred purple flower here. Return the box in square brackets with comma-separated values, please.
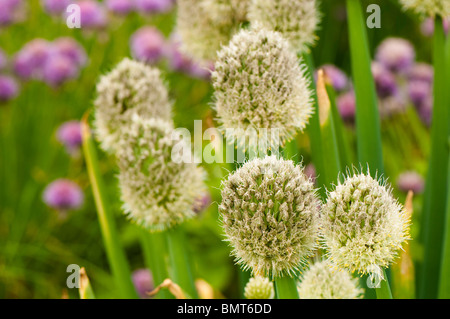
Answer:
[106, 0, 134, 15]
[43, 54, 79, 87]
[132, 269, 154, 299]
[130, 26, 166, 64]
[41, 0, 71, 15]
[0, 76, 19, 102]
[375, 37, 415, 73]
[421, 17, 450, 37]
[408, 80, 432, 107]
[13, 39, 52, 79]
[134, 0, 174, 14]
[51, 37, 87, 67]
[193, 191, 212, 214]
[76, 0, 108, 29]
[43, 179, 84, 211]
[167, 33, 213, 80]
[317, 64, 348, 92]
[0, 0, 22, 26]
[408, 63, 433, 84]
[371, 61, 398, 98]
[57, 120, 83, 154]
[397, 171, 425, 194]
[336, 91, 356, 122]
[417, 97, 433, 126]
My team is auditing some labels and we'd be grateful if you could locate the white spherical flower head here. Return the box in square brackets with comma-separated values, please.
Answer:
[248, 0, 321, 53]
[220, 156, 320, 278]
[212, 26, 313, 147]
[298, 260, 363, 299]
[244, 276, 275, 299]
[400, 0, 450, 17]
[94, 58, 171, 152]
[117, 115, 206, 232]
[320, 171, 410, 275]
[176, 0, 251, 61]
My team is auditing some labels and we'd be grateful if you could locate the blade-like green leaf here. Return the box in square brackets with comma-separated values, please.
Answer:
[81, 114, 138, 299]
[420, 17, 450, 299]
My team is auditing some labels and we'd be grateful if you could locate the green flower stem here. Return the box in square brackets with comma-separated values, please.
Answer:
[81, 115, 138, 299]
[420, 16, 450, 299]
[274, 276, 299, 299]
[165, 226, 198, 299]
[302, 53, 326, 197]
[376, 270, 393, 299]
[438, 141, 450, 299]
[346, 0, 384, 176]
[139, 229, 173, 299]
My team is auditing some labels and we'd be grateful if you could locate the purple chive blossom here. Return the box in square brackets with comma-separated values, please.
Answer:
[41, 0, 71, 15]
[0, 76, 19, 102]
[130, 26, 166, 64]
[371, 62, 398, 98]
[43, 179, 84, 211]
[76, 0, 108, 29]
[134, 0, 174, 14]
[13, 39, 52, 80]
[421, 17, 450, 37]
[167, 33, 212, 80]
[57, 121, 83, 154]
[397, 171, 425, 194]
[375, 37, 415, 73]
[317, 64, 348, 92]
[0, 0, 22, 26]
[417, 97, 433, 127]
[42, 54, 79, 87]
[132, 269, 154, 299]
[336, 91, 356, 122]
[106, 0, 134, 15]
[193, 192, 212, 214]
[408, 80, 432, 107]
[408, 63, 433, 84]
[51, 37, 87, 67]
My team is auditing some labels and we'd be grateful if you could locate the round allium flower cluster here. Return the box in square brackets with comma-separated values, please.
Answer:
[297, 260, 363, 299]
[248, 0, 320, 54]
[43, 179, 84, 211]
[212, 26, 312, 147]
[244, 276, 275, 299]
[94, 58, 171, 152]
[176, 0, 250, 61]
[219, 156, 320, 277]
[421, 17, 450, 37]
[336, 91, 356, 122]
[57, 120, 83, 155]
[320, 171, 410, 274]
[13, 37, 87, 87]
[371, 62, 398, 98]
[117, 116, 206, 231]
[400, 0, 450, 17]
